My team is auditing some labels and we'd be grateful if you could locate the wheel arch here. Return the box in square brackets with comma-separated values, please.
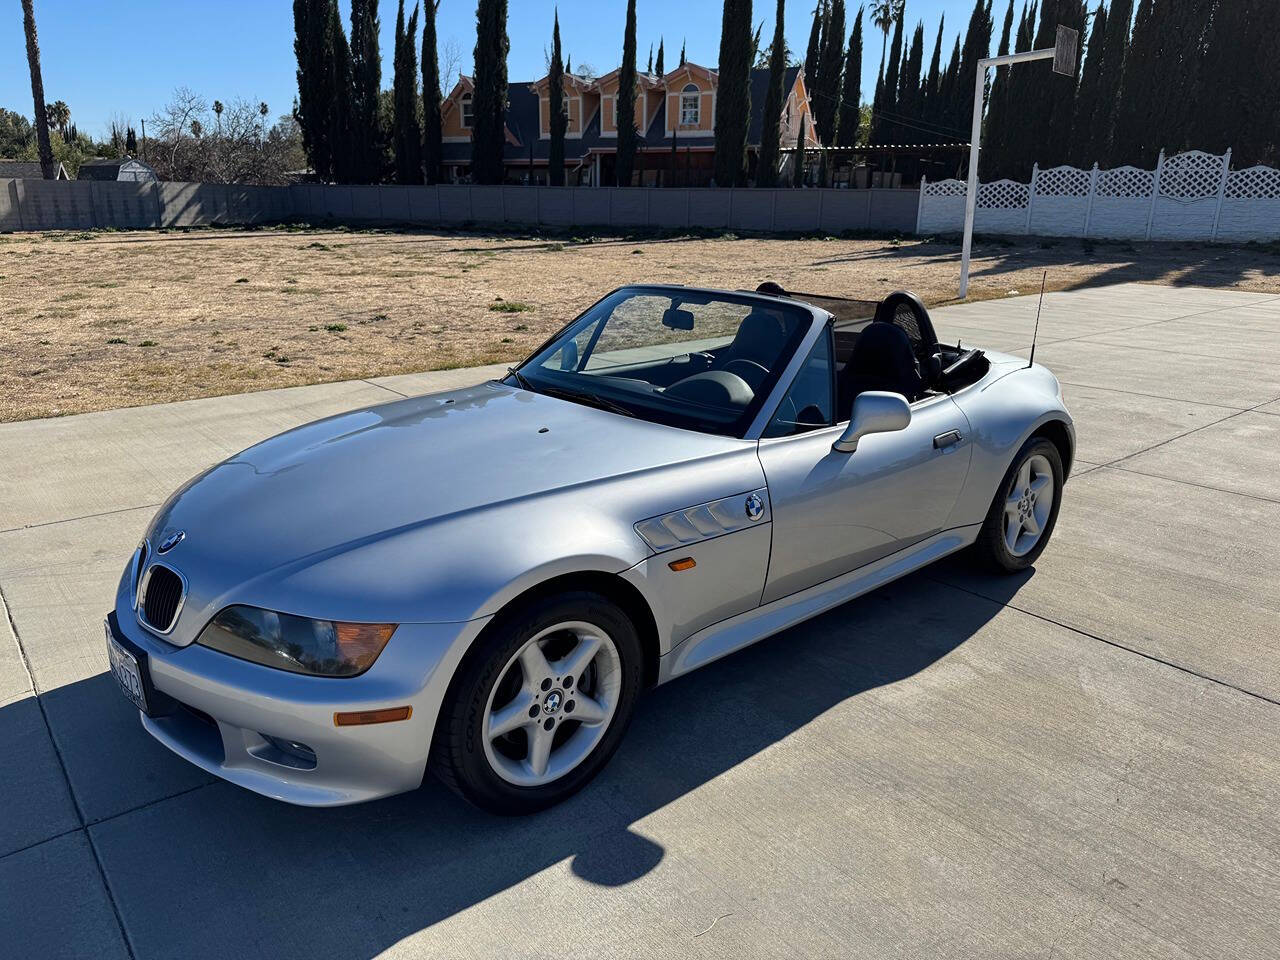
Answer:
[490, 570, 661, 690]
[428, 568, 662, 753]
[1031, 417, 1075, 480]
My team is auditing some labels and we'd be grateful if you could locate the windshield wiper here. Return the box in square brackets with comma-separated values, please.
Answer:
[506, 366, 535, 392]
[538, 384, 636, 418]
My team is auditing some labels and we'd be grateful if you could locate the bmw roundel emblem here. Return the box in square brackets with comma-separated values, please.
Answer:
[157, 530, 186, 554]
[745, 493, 765, 522]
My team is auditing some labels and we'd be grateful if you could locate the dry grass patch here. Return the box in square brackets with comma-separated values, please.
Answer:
[2, 225, 1278, 422]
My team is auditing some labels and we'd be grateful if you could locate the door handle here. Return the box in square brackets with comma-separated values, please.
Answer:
[933, 430, 963, 449]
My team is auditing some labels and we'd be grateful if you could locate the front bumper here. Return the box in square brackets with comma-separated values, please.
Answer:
[108, 596, 491, 807]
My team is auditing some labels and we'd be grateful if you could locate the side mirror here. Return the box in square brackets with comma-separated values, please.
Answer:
[832, 391, 911, 453]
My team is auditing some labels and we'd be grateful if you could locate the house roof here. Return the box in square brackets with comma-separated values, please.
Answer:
[749, 66, 801, 143]
[0, 159, 69, 179]
[76, 157, 157, 180]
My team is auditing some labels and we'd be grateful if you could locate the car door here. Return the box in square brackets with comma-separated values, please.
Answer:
[756, 328, 973, 604]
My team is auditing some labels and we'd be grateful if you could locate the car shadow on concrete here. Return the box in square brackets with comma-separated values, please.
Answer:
[5, 568, 1017, 958]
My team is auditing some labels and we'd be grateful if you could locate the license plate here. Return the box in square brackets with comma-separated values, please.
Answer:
[105, 621, 149, 714]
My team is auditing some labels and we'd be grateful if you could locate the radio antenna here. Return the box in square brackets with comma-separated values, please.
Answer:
[1027, 271, 1047, 369]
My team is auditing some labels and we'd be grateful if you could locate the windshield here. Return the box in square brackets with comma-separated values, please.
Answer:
[512, 287, 813, 437]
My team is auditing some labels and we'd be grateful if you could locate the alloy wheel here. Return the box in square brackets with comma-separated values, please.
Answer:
[482, 621, 622, 787]
[1003, 453, 1055, 557]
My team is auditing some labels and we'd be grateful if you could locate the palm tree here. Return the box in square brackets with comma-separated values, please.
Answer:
[213, 99, 224, 133]
[47, 100, 71, 138]
[870, 0, 903, 66]
[21, 0, 55, 178]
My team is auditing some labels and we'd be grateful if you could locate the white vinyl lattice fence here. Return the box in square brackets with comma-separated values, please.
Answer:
[917, 149, 1280, 243]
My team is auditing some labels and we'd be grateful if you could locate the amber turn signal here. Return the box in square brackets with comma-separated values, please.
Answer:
[668, 557, 696, 571]
[334, 622, 398, 671]
[334, 706, 413, 726]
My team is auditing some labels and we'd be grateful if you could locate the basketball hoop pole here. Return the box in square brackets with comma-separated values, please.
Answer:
[959, 26, 1078, 299]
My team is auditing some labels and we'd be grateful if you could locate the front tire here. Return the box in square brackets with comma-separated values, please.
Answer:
[974, 437, 1064, 572]
[430, 590, 643, 815]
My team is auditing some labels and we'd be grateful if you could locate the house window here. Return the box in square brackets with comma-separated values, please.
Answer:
[680, 84, 700, 126]
[461, 93, 473, 129]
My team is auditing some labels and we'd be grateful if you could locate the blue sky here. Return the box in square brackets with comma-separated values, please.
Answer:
[5, 0, 973, 136]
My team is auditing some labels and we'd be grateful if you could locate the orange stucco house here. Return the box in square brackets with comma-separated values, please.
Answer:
[437, 63, 818, 186]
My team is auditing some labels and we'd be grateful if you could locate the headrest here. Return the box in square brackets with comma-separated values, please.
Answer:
[728, 311, 788, 364]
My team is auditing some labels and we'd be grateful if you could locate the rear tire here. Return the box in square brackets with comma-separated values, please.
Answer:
[974, 437, 1064, 573]
[429, 590, 643, 815]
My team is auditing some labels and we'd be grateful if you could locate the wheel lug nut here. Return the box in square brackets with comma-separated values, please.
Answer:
[540, 678, 552, 691]
[565, 699, 575, 713]
[563, 676, 573, 689]
[528, 704, 539, 718]
[543, 718, 555, 730]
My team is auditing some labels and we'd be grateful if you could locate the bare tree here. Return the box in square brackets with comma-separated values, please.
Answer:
[150, 86, 206, 172]
[439, 36, 462, 91]
[147, 89, 304, 184]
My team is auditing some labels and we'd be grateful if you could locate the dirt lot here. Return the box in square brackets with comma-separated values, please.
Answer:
[3, 225, 1278, 421]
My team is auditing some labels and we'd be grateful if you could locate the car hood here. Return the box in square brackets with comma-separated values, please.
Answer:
[139, 381, 751, 640]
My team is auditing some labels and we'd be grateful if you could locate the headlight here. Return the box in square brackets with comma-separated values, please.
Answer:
[196, 606, 397, 678]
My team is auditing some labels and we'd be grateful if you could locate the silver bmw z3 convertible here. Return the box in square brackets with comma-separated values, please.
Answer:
[105, 283, 1074, 814]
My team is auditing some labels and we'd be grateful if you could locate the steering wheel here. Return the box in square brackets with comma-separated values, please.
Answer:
[721, 358, 770, 391]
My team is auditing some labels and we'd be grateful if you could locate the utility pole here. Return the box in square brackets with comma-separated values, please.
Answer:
[959, 25, 1079, 298]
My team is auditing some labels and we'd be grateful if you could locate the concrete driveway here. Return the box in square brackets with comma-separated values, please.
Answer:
[2, 282, 1278, 959]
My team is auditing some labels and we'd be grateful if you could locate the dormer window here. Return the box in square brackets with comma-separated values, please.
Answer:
[680, 84, 700, 126]
[461, 93, 474, 129]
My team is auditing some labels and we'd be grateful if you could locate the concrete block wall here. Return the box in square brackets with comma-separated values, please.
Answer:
[1, 178, 920, 236]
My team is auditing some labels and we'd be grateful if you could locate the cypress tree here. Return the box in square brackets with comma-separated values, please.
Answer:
[938, 34, 961, 146]
[816, 0, 846, 147]
[421, 0, 443, 183]
[955, 0, 994, 148]
[714, 0, 755, 187]
[549, 10, 567, 186]
[981, 0, 1017, 177]
[1047, 0, 1087, 165]
[350, 0, 383, 183]
[758, 0, 788, 186]
[294, 0, 329, 179]
[996, 0, 1034, 179]
[794, 111, 808, 186]
[1195, 0, 1279, 166]
[869, 61, 884, 143]
[804, 4, 824, 86]
[326, 0, 355, 183]
[877, 5, 904, 143]
[836, 7, 864, 147]
[1113, 0, 1213, 165]
[471, 0, 510, 184]
[1068, 2, 1107, 166]
[921, 15, 944, 134]
[647, 44, 654, 74]
[897, 21, 924, 141]
[655, 39, 665, 77]
[1094, 0, 1129, 164]
[1017, 0, 1078, 170]
[615, 0, 639, 186]
[393, 0, 423, 184]
[680, 40, 686, 66]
